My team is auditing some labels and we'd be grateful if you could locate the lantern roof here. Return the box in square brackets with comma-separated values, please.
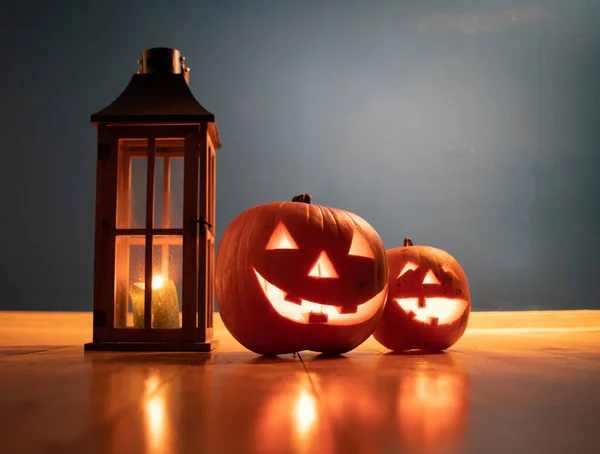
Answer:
[91, 48, 217, 127]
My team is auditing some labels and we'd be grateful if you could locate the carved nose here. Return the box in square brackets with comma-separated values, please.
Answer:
[308, 252, 339, 278]
[422, 270, 440, 285]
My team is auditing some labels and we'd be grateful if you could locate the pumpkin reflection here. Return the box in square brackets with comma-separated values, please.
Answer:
[316, 373, 387, 454]
[253, 377, 333, 454]
[393, 355, 469, 452]
[317, 375, 384, 429]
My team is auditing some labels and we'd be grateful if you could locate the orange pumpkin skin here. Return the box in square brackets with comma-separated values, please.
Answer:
[215, 199, 388, 355]
[373, 239, 470, 352]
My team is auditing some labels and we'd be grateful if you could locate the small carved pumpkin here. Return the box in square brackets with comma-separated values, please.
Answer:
[215, 194, 388, 355]
[377, 354, 469, 451]
[373, 238, 471, 351]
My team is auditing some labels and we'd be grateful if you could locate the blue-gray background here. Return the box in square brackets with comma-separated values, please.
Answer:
[1, 0, 598, 311]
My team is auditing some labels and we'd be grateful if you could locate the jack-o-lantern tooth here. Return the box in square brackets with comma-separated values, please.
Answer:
[284, 294, 303, 305]
[336, 305, 359, 314]
[308, 312, 329, 323]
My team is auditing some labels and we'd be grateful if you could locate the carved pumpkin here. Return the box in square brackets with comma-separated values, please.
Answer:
[373, 238, 470, 351]
[215, 194, 388, 355]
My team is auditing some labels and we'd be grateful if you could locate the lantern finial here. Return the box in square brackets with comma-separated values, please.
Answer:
[292, 193, 312, 204]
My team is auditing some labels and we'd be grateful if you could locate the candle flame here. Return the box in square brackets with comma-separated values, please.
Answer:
[134, 275, 167, 290]
[151, 275, 165, 289]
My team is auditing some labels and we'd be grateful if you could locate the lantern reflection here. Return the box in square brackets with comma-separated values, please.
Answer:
[85, 356, 181, 454]
[393, 355, 469, 453]
[144, 375, 167, 454]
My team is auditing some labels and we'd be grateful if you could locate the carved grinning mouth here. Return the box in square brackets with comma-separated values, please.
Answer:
[395, 298, 468, 325]
[254, 268, 387, 325]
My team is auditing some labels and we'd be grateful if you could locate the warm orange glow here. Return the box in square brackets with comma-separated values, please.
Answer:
[308, 252, 339, 278]
[396, 367, 468, 451]
[348, 229, 375, 258]
[293, 389, 317, 436]
[254, 268, 387, 325]
[398, 261, 419, 277]
[144, 375, 167, 454]
[441, 265, 458, 279]
[396, 298, 468, 324]
[323, 381, 383, 426]
[253, 381, 328, 454]
[422, 270, 440, 285]
[133, 275, 166, 290]
[266, 222, 299, 250]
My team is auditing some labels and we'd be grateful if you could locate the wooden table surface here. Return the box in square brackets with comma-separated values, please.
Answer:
[1, 310, 599, 454]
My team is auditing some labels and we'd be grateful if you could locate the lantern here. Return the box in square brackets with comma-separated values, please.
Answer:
[373, 238, 471, 352]
[215, 194, 389, 355]
[85, 48, 221, 351]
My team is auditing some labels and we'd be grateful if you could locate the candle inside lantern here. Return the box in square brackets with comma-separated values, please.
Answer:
[129, 275, 180, 329]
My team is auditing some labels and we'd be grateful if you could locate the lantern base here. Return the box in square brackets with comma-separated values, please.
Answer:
[83, 340, 218, 352]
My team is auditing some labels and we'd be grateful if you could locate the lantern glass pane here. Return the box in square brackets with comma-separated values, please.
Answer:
[154, 139, 184, 229]
[116, 139, 148, 229]
[113, 235, 145, 328]
[150, 235, 183, 329]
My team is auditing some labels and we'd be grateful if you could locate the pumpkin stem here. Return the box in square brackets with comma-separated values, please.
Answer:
[403, 237, 414, 246]
[292, 193, 312, 204]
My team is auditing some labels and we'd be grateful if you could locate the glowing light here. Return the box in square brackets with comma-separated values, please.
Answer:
[266, 222, 299, 250]
[144, 375, 166, 454]
[441, 266, 458, 279]
[398, 262, 419, 278]
[396, 298, 468, 325]
[133, 275, 166, 290]
[308, 252, 338, 278]
[129, 276, 180, 329]
[397, 369, 467, 450]
[294, 389, 317, 436]
[152, 275, 164, 289]
[253, 381, 328, 454]
[254, 268, 387, 325]
[422, 270, 440, 285]
[348, 229, 375, 258]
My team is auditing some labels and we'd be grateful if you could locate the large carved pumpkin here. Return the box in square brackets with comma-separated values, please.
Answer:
[373, 238, 470, 351]
[215, 194, 388, 355]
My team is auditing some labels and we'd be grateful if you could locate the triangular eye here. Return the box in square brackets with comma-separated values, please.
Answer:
[266, 222, 299, 250]
[308, 251, 339, 278]
[348, 229, 375, 258]
[442, 266, 458, 280]
[423, 270, 441, 285]
[398, 261, 418, 278]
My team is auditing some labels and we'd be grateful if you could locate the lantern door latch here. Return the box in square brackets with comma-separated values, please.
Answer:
[196, 217, 212, 236]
